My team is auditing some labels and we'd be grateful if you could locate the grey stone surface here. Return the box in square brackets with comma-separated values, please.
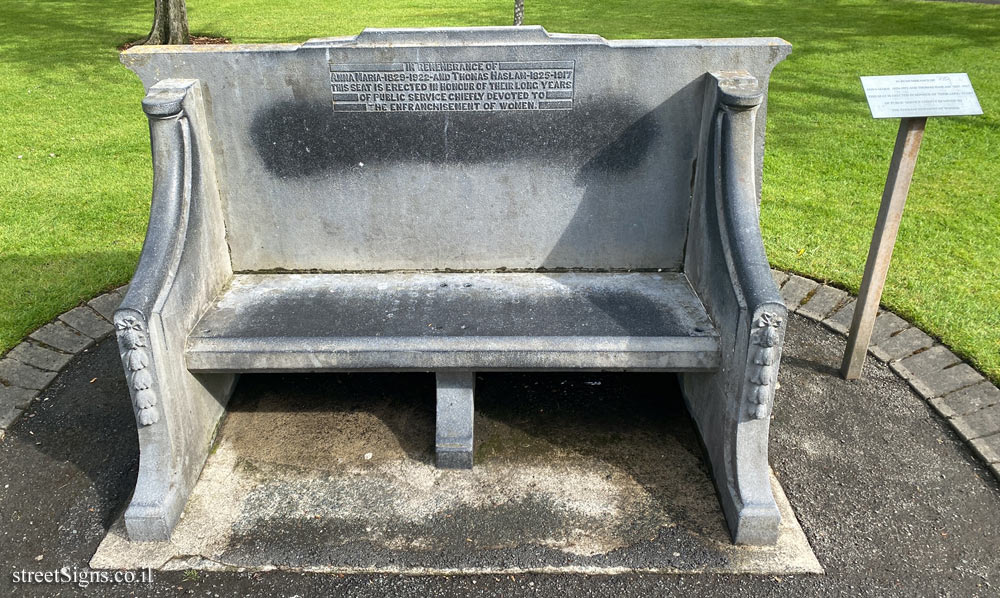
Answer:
[5, 341, 73, 372]
[798, 284, 847, 321]
[891, 345, 966, 398]
[969, 432, 1000, 464]
[29, 320, 94, 354]
[930, 381, 1000, 418]
[951, 404, 1000, 441]
[0, 384, 38, 410]
[117, 28, 791, 545]
[435, 371, 475, 469]
[779, 275, 818, 312]
[0, 357, 58, 390]
[0, 380, 27, 429]
[870, 311, 910, 346]
[871, 327, 933, 362]
[188, 272, 721, 372]
[87, 291, 123, 322]
[771, 269, 789, 288]
[114, 79, 237, 543]
[681, 72, 787, 546]
[822, 299, 857, 335]
[917, 364, 984, 399]
[0, 402, 21, 429]
[895, 345, 960, 376]
[123, 28, 789, 272]
[59, 305, 115, 339]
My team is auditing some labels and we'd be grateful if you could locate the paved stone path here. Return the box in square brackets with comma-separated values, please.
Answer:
[0, 287, 125, 435]
[2, 273, 998, 485]
[773, 270, 1000, 481]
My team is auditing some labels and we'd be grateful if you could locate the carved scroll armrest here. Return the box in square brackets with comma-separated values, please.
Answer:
[115, 79, 231, 427]
[685, 72, 787, 416]
[714, 73, 787, 419]
[119, 81, 198, 320]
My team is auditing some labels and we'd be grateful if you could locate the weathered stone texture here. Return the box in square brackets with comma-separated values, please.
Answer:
[823, 299, 857, 335]
[117, 27, 793, 545]
[870, 312, 910, 345]
[0, 384, 38, 410]
[896, 345, 960, 375]
[0, 401, 22, 430]
[88, 292, 124, 322]
[779, 276, 818, 312]
[871, 327, 933, 362]
[30, 321, 94, 354]
[930, 382, 1000, 419]
[0, 358, 58, 390]
[969, 433, 1000, 464]
[919, 364, 983, 399]
[5, 342, 73, 373]
[798, 285, 847, 321]
[60, 306, 115, 339]
[951, 404, 1000, 441]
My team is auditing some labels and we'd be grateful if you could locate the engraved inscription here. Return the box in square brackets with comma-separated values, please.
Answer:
[329, 60, 575, 112]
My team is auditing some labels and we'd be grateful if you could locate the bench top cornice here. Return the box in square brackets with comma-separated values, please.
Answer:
[121, 26, 790, 55]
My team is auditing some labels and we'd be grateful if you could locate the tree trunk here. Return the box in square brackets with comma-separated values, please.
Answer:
[514, 0, 524, 26]
[140, 0, 190, 45]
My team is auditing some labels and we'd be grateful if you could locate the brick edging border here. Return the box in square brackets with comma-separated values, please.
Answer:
[0, 285, 128, 440]
[773, 270, 1000, 482]
[1, 275, 998, 482]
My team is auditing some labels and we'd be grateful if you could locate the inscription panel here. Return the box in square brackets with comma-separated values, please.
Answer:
[329, 60, 575, 112]
[860, 73, 982, 119]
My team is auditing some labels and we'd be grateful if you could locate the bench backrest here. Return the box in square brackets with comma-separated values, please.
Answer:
[122, 27, 789, 272]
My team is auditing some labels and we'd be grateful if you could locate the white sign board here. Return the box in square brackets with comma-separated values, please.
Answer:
[860, 73, 982, 119]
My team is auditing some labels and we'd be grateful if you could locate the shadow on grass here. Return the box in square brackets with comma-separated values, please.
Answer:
[0, 0, 149, 80]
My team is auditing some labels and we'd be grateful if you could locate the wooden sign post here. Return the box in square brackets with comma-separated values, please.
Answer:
[842, 73, 983, 380]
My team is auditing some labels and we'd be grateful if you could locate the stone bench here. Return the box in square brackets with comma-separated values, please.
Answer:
[117, 27, 791, 545]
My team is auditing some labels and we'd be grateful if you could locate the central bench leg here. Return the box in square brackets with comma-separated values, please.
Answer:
[435, 371, 475, 469]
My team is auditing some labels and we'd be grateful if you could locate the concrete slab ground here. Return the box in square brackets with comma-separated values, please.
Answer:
[90, 374, 818, 575]
[0, 314, 998, 596]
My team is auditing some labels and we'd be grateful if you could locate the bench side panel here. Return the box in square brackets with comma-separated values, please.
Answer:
[113, 80, 237, 540]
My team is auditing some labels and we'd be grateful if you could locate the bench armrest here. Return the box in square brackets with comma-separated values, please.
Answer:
[681, 72, 786, 544]
[113, 80, 236, 540]
[686, 71, 787, 406]
[118, 80, 232, 335]
[117, 79, 233, 422]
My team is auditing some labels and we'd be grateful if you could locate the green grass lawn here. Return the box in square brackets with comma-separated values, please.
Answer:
[2, 0, 998, 381]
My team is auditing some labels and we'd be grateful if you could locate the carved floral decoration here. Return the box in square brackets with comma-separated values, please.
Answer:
[748, 311, 782, 420]
[116, 316, 159, 426]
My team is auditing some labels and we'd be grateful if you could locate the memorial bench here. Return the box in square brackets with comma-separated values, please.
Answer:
[116, 27, 791, 545]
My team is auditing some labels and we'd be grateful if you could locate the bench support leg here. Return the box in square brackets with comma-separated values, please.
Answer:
[435, 371, 475, 469]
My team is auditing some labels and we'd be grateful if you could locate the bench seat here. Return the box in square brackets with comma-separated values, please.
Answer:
[186, 272, 720, 372]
